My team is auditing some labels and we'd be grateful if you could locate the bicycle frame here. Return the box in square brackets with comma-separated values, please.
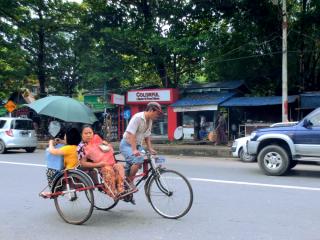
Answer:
[131, 154, 173, 198]
[43, 153, 161, 200]
[47, 169, 96, 199]
[132, 159, 152, 186]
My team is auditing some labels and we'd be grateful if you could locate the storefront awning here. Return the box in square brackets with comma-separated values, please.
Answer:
[170, 92, 236, 112]
[300, 93, 320, 109]
[220, 95, 298, 107]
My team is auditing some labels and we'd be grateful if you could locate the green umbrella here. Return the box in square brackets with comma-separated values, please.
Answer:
[27, 96, 98, 124]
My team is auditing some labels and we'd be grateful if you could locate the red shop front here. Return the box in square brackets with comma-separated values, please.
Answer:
[126, 88, 179, 141]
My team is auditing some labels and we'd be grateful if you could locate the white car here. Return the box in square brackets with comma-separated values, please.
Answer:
[231, 136, 256, 162]
[0, 117, 38, 154]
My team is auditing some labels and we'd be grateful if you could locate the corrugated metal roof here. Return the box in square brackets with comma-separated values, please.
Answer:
[184, 80, 245, 90]
[221, 95, 298, 107]
[300, 93, 320, 109]
[170, 92, 236, 107]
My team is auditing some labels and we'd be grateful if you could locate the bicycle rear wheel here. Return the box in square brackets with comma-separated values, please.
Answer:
[147, 169, 193, 219]
[53, 172, 94, 225]
[93, 186, 118, 211]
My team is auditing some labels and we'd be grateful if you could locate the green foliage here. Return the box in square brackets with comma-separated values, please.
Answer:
[0, 0, 319, 97]
[0, 0, 83, 97]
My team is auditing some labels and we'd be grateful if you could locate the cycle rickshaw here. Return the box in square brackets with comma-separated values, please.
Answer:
[40, 151, 194, 225]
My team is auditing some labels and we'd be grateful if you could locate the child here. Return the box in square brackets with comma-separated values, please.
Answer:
[40, 128, 81, 198]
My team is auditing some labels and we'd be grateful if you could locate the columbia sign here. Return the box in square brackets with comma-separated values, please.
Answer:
[127, 89, 171, 103]
[136, 92, 160, 101]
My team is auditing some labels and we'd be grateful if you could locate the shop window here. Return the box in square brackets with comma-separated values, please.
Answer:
[152, 108, 168, 136]
[182, 114, 194, 128]
[182, 113, 195, 140]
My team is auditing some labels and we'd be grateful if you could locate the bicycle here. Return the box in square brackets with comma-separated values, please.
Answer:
[40, 151, 193, 225]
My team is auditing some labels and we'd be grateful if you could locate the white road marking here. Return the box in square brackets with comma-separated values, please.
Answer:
[1, 160, 320, 192]
[189, 177, 320, 191]
[0, 161, 45, 167]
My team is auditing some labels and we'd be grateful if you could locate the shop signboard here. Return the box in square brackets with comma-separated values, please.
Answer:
[127, 89, 172, 103]
[13, 106, 29, 118]
[111, 93, 125, 105]
[84, 95, 113, 112]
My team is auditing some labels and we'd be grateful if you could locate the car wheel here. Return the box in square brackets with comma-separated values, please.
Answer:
[258, 145, 290, 176]
[0, 140, 6, 154]
[25, 147, 36, 153]
[239, 148, 256, 162]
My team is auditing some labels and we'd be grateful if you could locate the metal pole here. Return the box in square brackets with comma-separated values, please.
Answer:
[282, 0, 288, 122]
[118, 106, 120, 140]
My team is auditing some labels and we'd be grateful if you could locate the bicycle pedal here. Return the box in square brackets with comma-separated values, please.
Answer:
[122, 194, 136, 205]
[129, 198, 136, 205]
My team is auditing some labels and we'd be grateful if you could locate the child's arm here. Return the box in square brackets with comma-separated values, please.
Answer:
[48, 140, 64, 155]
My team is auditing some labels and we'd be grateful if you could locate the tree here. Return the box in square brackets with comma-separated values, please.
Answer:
[77, 0, 213, 89]
[1, 0, 319, 97]
[289, 0, 320, 92]
[0, 0, 30, 99]
[0, 0, 82, 97]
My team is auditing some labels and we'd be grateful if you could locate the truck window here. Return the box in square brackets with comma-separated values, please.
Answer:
[309, 113, 320, 127]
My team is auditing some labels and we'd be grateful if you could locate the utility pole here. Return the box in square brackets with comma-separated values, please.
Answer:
[282, 0, 288, 122]
[272, 0, 288, 122]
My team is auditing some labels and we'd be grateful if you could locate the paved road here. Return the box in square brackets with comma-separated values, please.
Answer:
[1, 150, 320, 240]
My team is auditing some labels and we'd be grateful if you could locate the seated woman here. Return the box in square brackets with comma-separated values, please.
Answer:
[77, 125, 125, 199]
[40, 127, 81, 197]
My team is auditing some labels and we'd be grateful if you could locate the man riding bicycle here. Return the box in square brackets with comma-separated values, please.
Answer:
[120, 102, 163, 203]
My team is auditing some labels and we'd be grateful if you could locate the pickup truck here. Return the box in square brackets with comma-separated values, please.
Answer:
[247, 107, 320, 176]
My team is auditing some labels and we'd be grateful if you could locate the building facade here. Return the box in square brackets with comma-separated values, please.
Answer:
[126, 88, 179, 141]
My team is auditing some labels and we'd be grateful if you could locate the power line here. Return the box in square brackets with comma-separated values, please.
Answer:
[204, 49, 318, 65]
[218, 34, 281, 58]
[290, 29, 320, 43]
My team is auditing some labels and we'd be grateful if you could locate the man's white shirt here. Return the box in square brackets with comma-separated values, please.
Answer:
[123, 112, 152, 145]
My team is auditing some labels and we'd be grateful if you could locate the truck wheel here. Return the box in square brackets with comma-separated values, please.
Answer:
[258, 145, 290, 176]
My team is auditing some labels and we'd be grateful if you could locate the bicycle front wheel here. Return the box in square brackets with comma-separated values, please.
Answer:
[147, 169, 193, 219]
[53, 172, 94, 225]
